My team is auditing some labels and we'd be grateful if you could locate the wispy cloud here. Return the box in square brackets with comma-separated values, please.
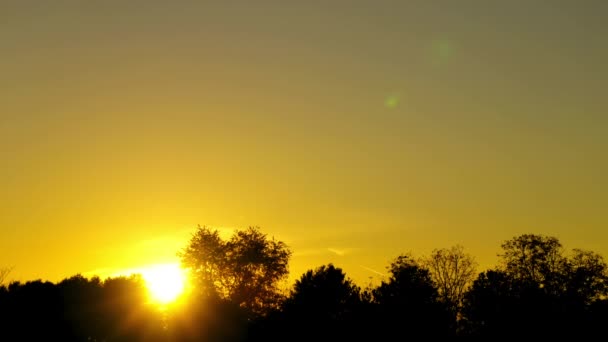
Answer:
[293, 247, 354, 257]
[327, 248, 349, 256]
[360, 265, 386, 277]
[292, 249, 327, 257]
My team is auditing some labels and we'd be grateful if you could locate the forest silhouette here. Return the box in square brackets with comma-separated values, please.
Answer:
[1, 227, 607, 341]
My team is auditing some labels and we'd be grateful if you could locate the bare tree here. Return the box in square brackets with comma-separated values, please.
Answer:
[420, 245, 477, 315]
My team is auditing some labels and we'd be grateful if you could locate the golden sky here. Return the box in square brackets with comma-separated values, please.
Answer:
[1, 1, 607, 285]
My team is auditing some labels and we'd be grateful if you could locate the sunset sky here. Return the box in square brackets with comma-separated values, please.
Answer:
[1, 1, 607, 286]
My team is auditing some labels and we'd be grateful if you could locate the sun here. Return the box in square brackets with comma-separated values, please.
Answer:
[141, 263, 187, 305]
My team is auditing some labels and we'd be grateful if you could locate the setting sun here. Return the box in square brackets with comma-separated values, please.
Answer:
[141, 263, 187, 305]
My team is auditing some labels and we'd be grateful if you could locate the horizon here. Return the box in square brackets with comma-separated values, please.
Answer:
[2, 1, 607, 287]
[1, 226, 603, 289]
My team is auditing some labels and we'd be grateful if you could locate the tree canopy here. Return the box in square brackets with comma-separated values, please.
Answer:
[285, 264, 361, 321]
[500, 234, 565, 286]
[372, 255, 452, 339]
[179, 226, 291, 316]
[462, 234, 608, 338]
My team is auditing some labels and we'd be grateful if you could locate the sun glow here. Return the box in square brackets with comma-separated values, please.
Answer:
[140, 263, 187, 305]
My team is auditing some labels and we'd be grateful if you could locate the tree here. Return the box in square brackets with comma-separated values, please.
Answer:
[273, 264, 363, 340]
[99, 275, 164, 342]
[372, 255, 451, 339]
[285, 264, 361, 322]
[0, 280, 63, 340]
[420, 245, 476, 319]
[499, 234, 608, 300]
[58, 275, 104, 341]
[461, 234, 608, 338]
[373, 255, 440, 307]
[166, 293, 248, 342]
[461, 270, 527, 337]
[499, 234, 565, 287]
[180, 226, 291, 316]
[563, 249, 608, 304]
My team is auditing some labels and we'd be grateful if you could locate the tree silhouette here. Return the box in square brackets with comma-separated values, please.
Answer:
[562, 248, 608, 304]
[166, 293, 248, 342]
[277, 264, 363, 339]
[500, 234, 565, 288]
[180, 226, 291, 317]
[286, 264, 361, 319]
[98, 275, 165, 341]
[0, 275, 166, 341]
[499, 234, 608, 300]
[461, 269, 524, 337]
[372, 255, 451, 339]
[3, 232, 608, 341]
[1, 280, 63, 340]
[58, 274, 104, 340]
[462, 234, 608, 338]
[420, 245, 476, 326]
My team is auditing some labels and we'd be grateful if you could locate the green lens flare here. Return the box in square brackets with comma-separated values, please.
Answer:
[384, 95, 399, 108]
[436, 41, 453, 58]
[431, 39, 456, 64]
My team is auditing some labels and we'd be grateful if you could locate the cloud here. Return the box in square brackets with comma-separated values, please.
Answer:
[292, 249, 327, 257]
[327, 248, 349, 256]
[294, 247, 354, 257]
[360, 265, 386, 277]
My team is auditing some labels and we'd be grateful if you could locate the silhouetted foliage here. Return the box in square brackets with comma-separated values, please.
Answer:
[2, 232, 608, 341]
[275, 264, 363, 340]
[98, 275, 165, 341]
[500, 234, 565, 289]
[420, 245, 476, 327]
[500, 234, 608, 301]
[562, 248, 608, 304]
[58, 274, 104, 340]
[372, 255, 452, 339]
[0, 275, 165, 341]
[461, 234, 608, 338]
[461, 269, 523, 337]
[166, 293, 248, 342]
[3, 280, 63, 340]
[180, 226, 291, 317]
[288, 264, 361, 317]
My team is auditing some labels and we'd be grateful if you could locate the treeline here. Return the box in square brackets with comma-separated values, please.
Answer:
[0, 275, 164, 341]
[1, 227, 607, 341]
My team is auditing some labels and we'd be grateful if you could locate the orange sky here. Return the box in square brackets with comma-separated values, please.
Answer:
[1, 1, 607, 286]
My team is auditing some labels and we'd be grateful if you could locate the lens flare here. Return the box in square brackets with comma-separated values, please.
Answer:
[384, 94, 400, 108]
[431, 39, 456, 64]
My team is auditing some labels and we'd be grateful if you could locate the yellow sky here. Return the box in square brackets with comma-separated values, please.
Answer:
[1, 1, 607, 286]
